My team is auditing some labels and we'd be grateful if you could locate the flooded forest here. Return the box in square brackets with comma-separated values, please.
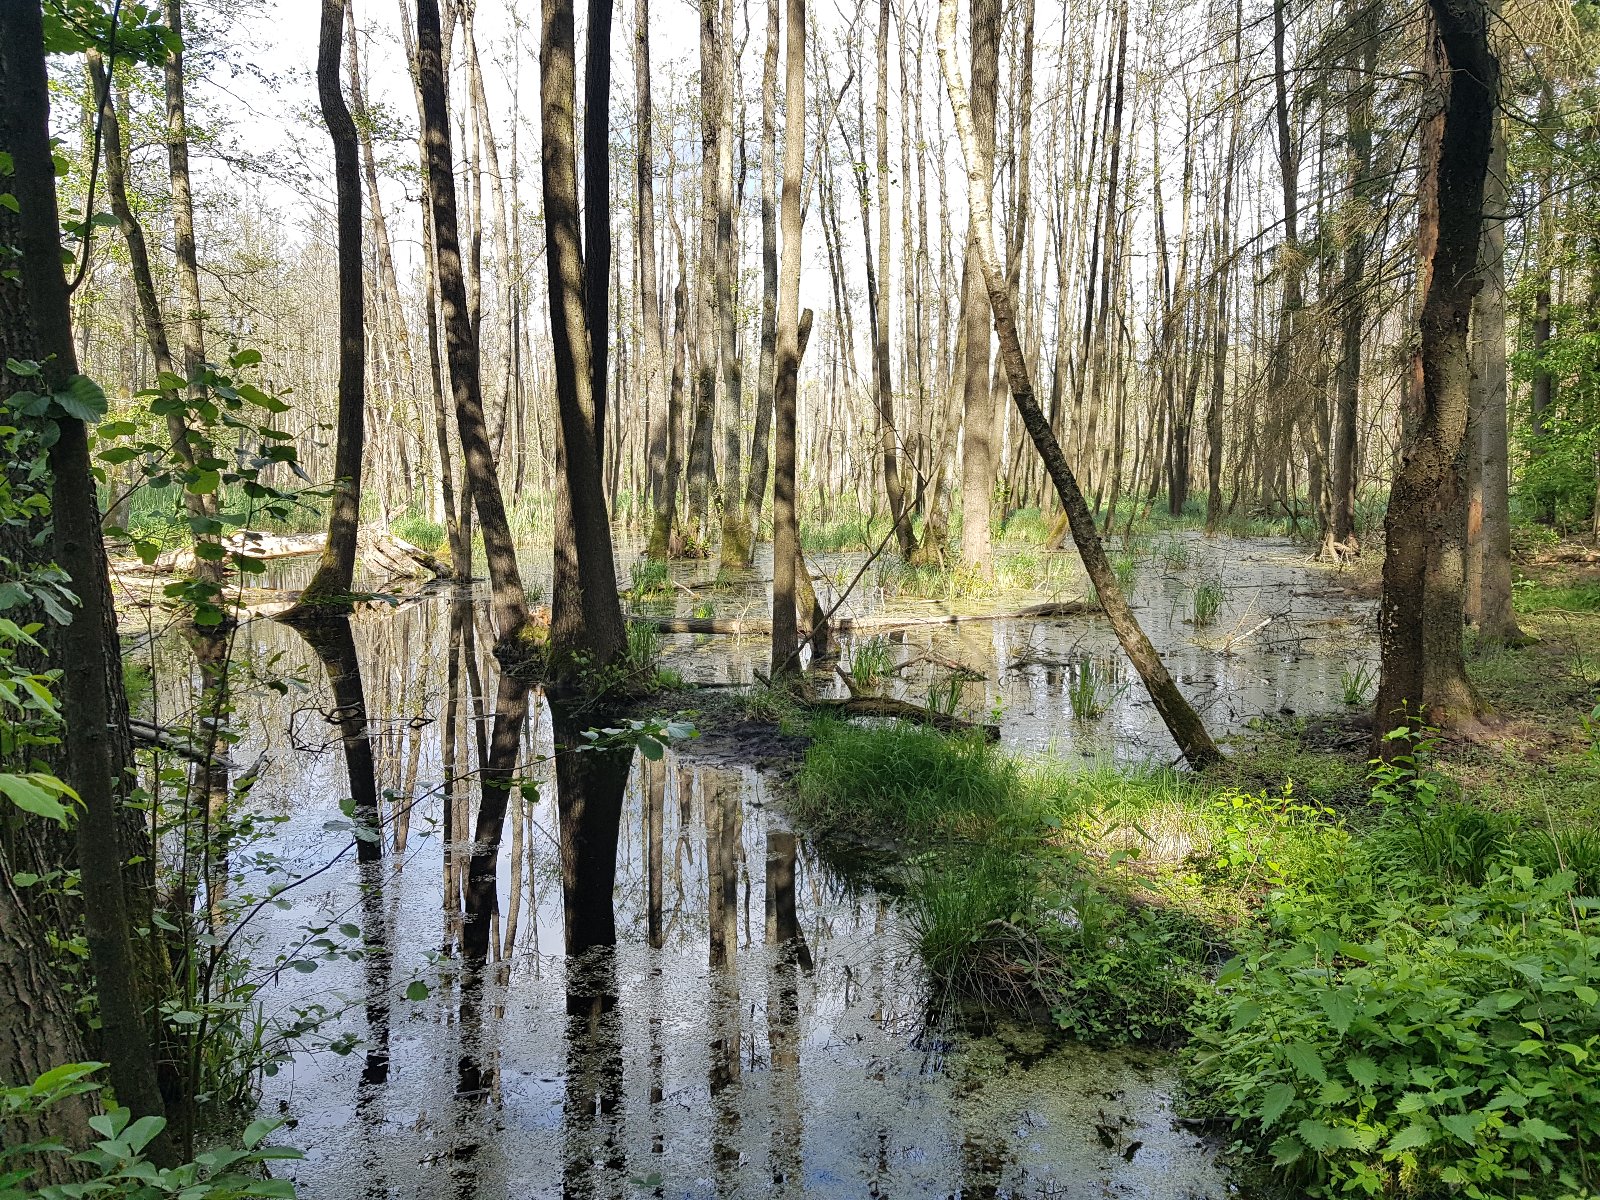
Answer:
[3, 0, 1600, 1195]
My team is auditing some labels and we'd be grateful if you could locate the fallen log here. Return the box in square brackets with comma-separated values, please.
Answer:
[808, 695, 1000, 740]
[631, 599, 1096, 638]
[129, 718, 239, 770]
[124, 526, 453, 580]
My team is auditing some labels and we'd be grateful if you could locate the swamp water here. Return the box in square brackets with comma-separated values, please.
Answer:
[167, 533, 1372, 1197]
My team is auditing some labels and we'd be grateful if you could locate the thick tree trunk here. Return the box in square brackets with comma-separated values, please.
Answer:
[542, 0, 629, 675]
[415, 0, 531, 644]
[0, 857, 96, 1185]
[770, 0, 808, 681]
[936, 0, 1220, 768]
[1373, 0, 1496, 739]
[1, 4, 174, 1160]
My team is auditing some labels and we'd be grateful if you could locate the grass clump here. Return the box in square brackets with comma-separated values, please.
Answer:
[999, 506, 1052, 544]
[1512, 577, 1600, 614]
[843, 634, 895, 690]
[392, 510, 446, 551]
[1339, 661, 1376, 706]
[1066, 660, 1108, 720]
[1112, 553, 1138, 598]
[1156, 533, 1192, 571]
[1190, 577, 1225, 626]
[627, 557, 673, 601]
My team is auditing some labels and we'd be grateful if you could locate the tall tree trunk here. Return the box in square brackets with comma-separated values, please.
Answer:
[958, 0, 999, 579]
[1205, 0, 1242, 532]
[416, 0, 532, 644]
[542, 0, 629, 674]
[770, 0, 808, 681]
[745, 0, 781, 531]
[936, 0, 1220, 768]
[1373, 0, 1496, 738]
[160, 0, 223, 592]
[293, 0, 366, 610]
[399, 1, 470, 577]
[1, 4, 174, 1160]
[585, 0, 614, 455]
[875, 0, 913, 556]
[636, 0, 666, 529]
[1328, 0, 1374, 553]
[1465, 105, 1523, 644]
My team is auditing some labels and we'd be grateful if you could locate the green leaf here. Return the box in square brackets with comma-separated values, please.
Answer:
[1346, 1055, 1381, 1089]
[405, 979, 430, 1001]
[1439, 1112, 1479, 1145]
[52, 375, 108, 422]
[1258, 1082, 1296, 1130]
[0, 773, 76, 824]
[1511, 1116, 1565, 1145]
[5, 358, 41, 378]
[241, 1117, 279, 1150]
[1386, 1123, 1434, 1153]
[1317, 987, 1357, 1034]
[1284, 1042, 1327, 1084]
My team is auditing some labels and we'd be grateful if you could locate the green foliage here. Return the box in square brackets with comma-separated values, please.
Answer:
[1189, 727, 1600, 1198]
[95, 350, 323, 626]
[391, 512, 445, 552]
[1156, 533, 1192, 571]
[626, 557, 672, 601]
[999, 506, 1051, 544]
[843, 635, 894, 691]
[1066, 659, 1107, 720]
[0, 1066, 301, 1198]
[1112, 553, 1138, 598]
[1341, 661, 1377, 706]
[1512, 578, 1600, 614]
[1191, 578, 1225, 627]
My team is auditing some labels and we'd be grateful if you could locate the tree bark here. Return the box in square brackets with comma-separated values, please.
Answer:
[958, 0, 999, 580]
[416, 0, 532, 643]
[1, 3, 174, 1161]
[1373, 0, 1496, 738]
[293, 0, 366, 610]
[745, 0, 782, 531]
[770, 0, 808, 681]
[542, 0, 630, 675]
[1464, 107, 1523, 645]
[936, 0, 1220, 768]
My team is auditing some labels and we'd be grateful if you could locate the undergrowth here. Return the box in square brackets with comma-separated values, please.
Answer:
[789, 718, 1600, 1198]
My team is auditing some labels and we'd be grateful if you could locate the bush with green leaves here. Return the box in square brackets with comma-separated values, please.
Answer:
[0, 1063, 300, 1200]
[1189, 728, 1600, 1199]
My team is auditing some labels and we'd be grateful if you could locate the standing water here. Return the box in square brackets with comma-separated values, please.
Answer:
[178, 534, 1367, 1196]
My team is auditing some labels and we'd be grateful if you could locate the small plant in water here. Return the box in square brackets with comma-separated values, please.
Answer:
[1190, 577, 1225, 626]
[927, 673, 964, 718]
[1156, 534, 1191, 571]
[845, 635, 895, 690]
[1068, 660, 1107, 720]
[1339, 661, 1376, 706]
[628, 557, 672, 600]
[1112, 554, 1138, 599]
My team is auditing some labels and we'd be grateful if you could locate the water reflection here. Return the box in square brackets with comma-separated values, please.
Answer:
[212, 581, 1246, 1198]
